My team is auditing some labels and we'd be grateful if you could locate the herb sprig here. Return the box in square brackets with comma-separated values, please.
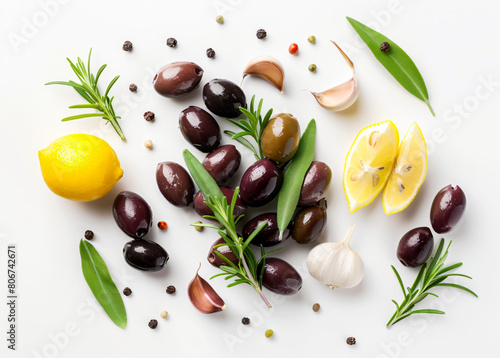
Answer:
[387, 238, 477, 327]
[224, 95, 273, 161]
[183, 149, 278, 308]
[46, 49, 125, 141]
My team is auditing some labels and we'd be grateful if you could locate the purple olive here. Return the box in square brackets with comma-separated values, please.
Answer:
[153, 61, 203, 97]
[156, 161, 195, 207]
[123, 239, 168, 271]
[430, 185, 466, 234]
[194, 187, 247, 220]
[113, 191, 152, 239]
[202, 145, 241, 185]
[179, 106, 221, 152]
[298, 161, 332, 206]
[207, 238, 239, 268]
[239, 159, 283, 207]
[291, 199, 327, 245]
[261, 258, 302, 295]
[397, 227, 434, 267]
[242, 213, 290, 247]
[203, 79, 246, 118]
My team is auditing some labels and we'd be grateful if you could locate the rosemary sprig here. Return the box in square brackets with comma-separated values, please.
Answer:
[46, 49, 125, 141]
[223, 95, 273, 161]
[387, 238, 477, 327]
[183, 149, 278, 308]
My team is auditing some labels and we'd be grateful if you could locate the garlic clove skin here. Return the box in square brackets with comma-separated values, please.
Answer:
[242, 56, 285, 93]
[188, 264, 226, 313]
[310, 41, 359, 111]
[306, 225, 364, 289]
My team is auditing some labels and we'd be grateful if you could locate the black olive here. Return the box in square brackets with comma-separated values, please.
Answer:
[123, 239, 168, 271]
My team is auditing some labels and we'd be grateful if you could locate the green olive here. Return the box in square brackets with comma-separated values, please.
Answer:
[261, 113, 300, 163]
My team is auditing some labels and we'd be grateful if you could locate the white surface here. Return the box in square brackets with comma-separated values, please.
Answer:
[1, 0, 499, 357]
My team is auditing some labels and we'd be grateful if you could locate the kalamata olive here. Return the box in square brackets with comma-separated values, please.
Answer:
[298, 161, 332, 206]
[291, 199, 327, 244]
[202, 79, 246, 118]
[260, 258, 302, 295]
[113, 191, 152, 239]
[156, 161, 195, 207]
[123, 239, 168, 271]
[430, 185, 466, 234]
[179, 106, 221, 152]
[207, 238, 239, 268]
[239, 159, 283, 207]
[153, 61, 203, 97]
[261, 113, 300, 163]
[242, 213, 289, 247]
[194, 187, 247, 220]
[202, 145, 241, 185]
[397, 227, 434, 267]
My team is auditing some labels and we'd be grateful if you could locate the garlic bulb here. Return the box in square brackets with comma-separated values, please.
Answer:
[188, 263, 226, 313]
[242, 56, 284, 93]
[307, 225, 364, 289]
[310, 41, 359, 111]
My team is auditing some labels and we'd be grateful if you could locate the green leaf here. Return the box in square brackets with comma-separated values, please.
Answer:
[61, 113, 105, 121]
[391, 265, 406, 298]
[68, 104, 101, 109]
[183, 150, 224, 201]
[79, 240, 127, 329]
[277, 119, 316, 237]
[224, 130, 259, 160]
[407, 309, 445, 316]
[435, 283, 478, 297]
[242, 221, 268, 251]
[346, 17, 434, 115]
[105, 75, 120, 98]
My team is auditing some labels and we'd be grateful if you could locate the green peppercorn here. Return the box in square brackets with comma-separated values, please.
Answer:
[265, 329, 273, 338]
[216, 15, 224, 24]
[308, 64, 317, 72]
[308, 35, 316, 44]
[194, 221, 204, 231]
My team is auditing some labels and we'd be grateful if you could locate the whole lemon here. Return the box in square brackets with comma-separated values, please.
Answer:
[38, 134, 123, 201]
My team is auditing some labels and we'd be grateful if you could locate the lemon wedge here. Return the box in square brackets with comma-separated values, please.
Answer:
[383, 122, 427, 215]
[343, 120, 399, 213]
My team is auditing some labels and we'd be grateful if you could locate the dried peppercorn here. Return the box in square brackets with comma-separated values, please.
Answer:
[158, 221, 167, 230]
[194, 221, 203, 232]
[308, 64, 317, 72]
[144, 140, 153, 149]
[166, 285, 176, 294]
[288, 43, 299, 55]
[380, 42, 390, 52]
[241, 317, 250, 325]
[144, 111, 155, 122]
[215, 15, 224, 24]
[84, 230, 94, 241]
[129, 84, 138, 92]
[166, 37, 177, 48]
[206, 48, 216, 59]
[160, 310, 168, 319]
[148, 319, 158, 329]
[256, 29, 267, 39]
[308, 35, 316, 44]
[123, 287, 132, 296]
[122, 41, 133, 51]
[312, 303, 320, 312]
[346, 337, 356, 345]
[265, 329, 274, 338]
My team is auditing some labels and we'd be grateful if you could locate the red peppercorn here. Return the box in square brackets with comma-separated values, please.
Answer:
[288, 43, 299, 55]
[158, 221, 168, 230]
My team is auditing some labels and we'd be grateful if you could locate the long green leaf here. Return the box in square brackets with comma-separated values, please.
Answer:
[79, 240, 127, 329]
[277, 119, 316, 237]
[61, 113, 105, 121]
[346, 17, 434, 115]
[183, 150, 224, 201]
[391, 265, 407, 298]
[435, 283, 478, 297]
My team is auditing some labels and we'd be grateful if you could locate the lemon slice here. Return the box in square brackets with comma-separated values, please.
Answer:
[343, 120, 399, 213]
[383, 122, 427, 215]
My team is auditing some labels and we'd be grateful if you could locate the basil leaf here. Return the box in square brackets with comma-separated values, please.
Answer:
[79, 239, 127, 329]
[346, 17, 435, 115]
[183, 149, 224, 201]
[277, 119, 316, 237]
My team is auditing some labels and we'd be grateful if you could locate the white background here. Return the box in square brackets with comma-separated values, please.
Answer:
[1, 0, 499, 357]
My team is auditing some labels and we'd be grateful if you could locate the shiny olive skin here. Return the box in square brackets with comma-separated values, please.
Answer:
[156, 161, 195, 207]
[239, 159, 283, 207]
[430, 185, 466, 234]
[242, 213, 290, 247]
[291, 199, 327, 244]
[123, 239, 168, 271]
[113, 191, 152, 239]
[261, 113, 300, 163]
[194, 187, 247, 220]
[202, 145, 241, 185]
[298, 161, 332, 206]
[260, 258, 302, 295]
[202, 79, 246, 118]
[397, 227, 434, 267]
[179, 106, 221, 152]
[207, 238, 239, 268]
[153, 61, 203, 97]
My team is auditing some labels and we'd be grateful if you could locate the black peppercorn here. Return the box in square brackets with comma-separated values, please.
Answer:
[144, 111, 155, 122]
[206, 48, 215, 59]
[380, 42, 390, 52]
[166, 37, 177, 48]
[84, 230, 94, 241]
[346, 337, 356, 345]
[122, 41, 133, 51]
[148, 319, 158, 329]
[166, 285, 176, 294]
[241, 317, 250, 325]
[123, 287, 132, 296]
[256, 29, 267, 39]
[129, 84, 137, 93]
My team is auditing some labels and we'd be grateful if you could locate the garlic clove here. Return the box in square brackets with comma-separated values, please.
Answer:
[310, 41, 359, 111]
[188, 263, 226, 314]
[242, 56, 285, 93]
